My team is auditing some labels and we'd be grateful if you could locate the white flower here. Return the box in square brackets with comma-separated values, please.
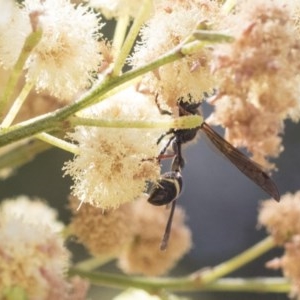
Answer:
[64, 87, 169, 209]
[0, 0, 31, 69]
[130, 0, 221, 107]
[113, 289, 163, 300]
[0, 208, 70, 299]
[23, 0, 104, 101]
[88, 0, 144, 19]
[1, 195, 64, 232]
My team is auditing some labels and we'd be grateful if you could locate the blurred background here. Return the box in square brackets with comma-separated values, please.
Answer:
[0, 107, 299, 300]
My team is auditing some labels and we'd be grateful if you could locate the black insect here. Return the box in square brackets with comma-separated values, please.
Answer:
[147, 95, 280, 250]
[148, 171, 182, 250]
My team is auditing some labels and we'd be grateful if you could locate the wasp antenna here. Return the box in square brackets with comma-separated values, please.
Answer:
[160, 200, 177, 251]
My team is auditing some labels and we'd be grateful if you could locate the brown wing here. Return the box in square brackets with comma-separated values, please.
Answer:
[201, 122, 280, 201]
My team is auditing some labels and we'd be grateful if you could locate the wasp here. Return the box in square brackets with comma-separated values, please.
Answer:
[148, 95, 280, 250]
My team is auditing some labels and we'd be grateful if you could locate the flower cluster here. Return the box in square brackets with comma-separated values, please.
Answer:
[0, 0, 103, 102]
[70, 194, 192, 276]
[69, 195, 135, 257]
[64, 87, 169, 209]
[0, 196, 89, 300]
[0, 0, 30, 69]
[259, 192, 300, 298]
[23, 0, 103, 100]
[208, 0, 300, 170]
[118, 195, 192, 276]
[130, 0, 220, 109]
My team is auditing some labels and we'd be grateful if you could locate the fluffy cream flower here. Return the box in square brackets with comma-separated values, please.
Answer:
[88, 0, 143, 19]
[258, 192, 300, 245]
[113, 289, 184, 300]
[130, 0, 221, 108]
[1, 195, 64, 232]
[0, 0, 31, 69]
[64, 87, 168, 209]
[0, 196, 90, 299]
[0, 202, 70, 299]
[262, 191, 300, 298]
[209, 0, 300, 170]
[23, 0, 104, 101]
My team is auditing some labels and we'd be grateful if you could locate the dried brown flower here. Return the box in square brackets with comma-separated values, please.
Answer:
[69, 196, 135, 257]
[118, 195, 192, 276]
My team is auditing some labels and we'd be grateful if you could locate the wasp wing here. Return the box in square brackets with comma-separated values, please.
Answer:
[201, 122, 280, 201]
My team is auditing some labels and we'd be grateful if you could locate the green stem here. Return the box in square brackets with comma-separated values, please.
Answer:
[203, 278, 289, 293]
[68, 267, 289, 294]
[193, 31, 234, 43]
[0, 33, 221, 147]
[36, 133, 79, 154]
[200, 236, 276, 285]
[0, 43, 183, 147]
[74, 256, 115, 271]
[69, 115, 202, 130]
[222, 0, 237, 13]
[0, 29, 42, 117]
[112, 15, 130, 57]
[1, 79, 35, 127]
[0, 138, 50, 171]
[112, 0, 152, 76]
[3, 286, 28, 300]
[69, 237, 279, 294]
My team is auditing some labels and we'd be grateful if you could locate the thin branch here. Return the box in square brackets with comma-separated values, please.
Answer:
[36, 133, 79, 154]
[69, 115, 202, 130]
[68, 268, 289, 294]
[199, 236, 276, 285]
[112, 0, 153, 76]
[69, 237, 278, 293]
[112, 15, 130, 57]
[0, 29, 42, 116]
[0, 29, 231, 147]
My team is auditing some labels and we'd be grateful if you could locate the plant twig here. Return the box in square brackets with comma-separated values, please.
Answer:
[112, 15, 130, 57]
[74, 256, 115, 271]
[0, 29, 42, 116]
[199, 236, 276, 285]
[0, 30, 230, 147]
[112, 0, 152, 76]
[69, 115, 202, 130]
[36, 133, 79, 154]
[1, 80, 35, 127]
[68, 268, 289, 294]
[69, 237, 278, 293]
